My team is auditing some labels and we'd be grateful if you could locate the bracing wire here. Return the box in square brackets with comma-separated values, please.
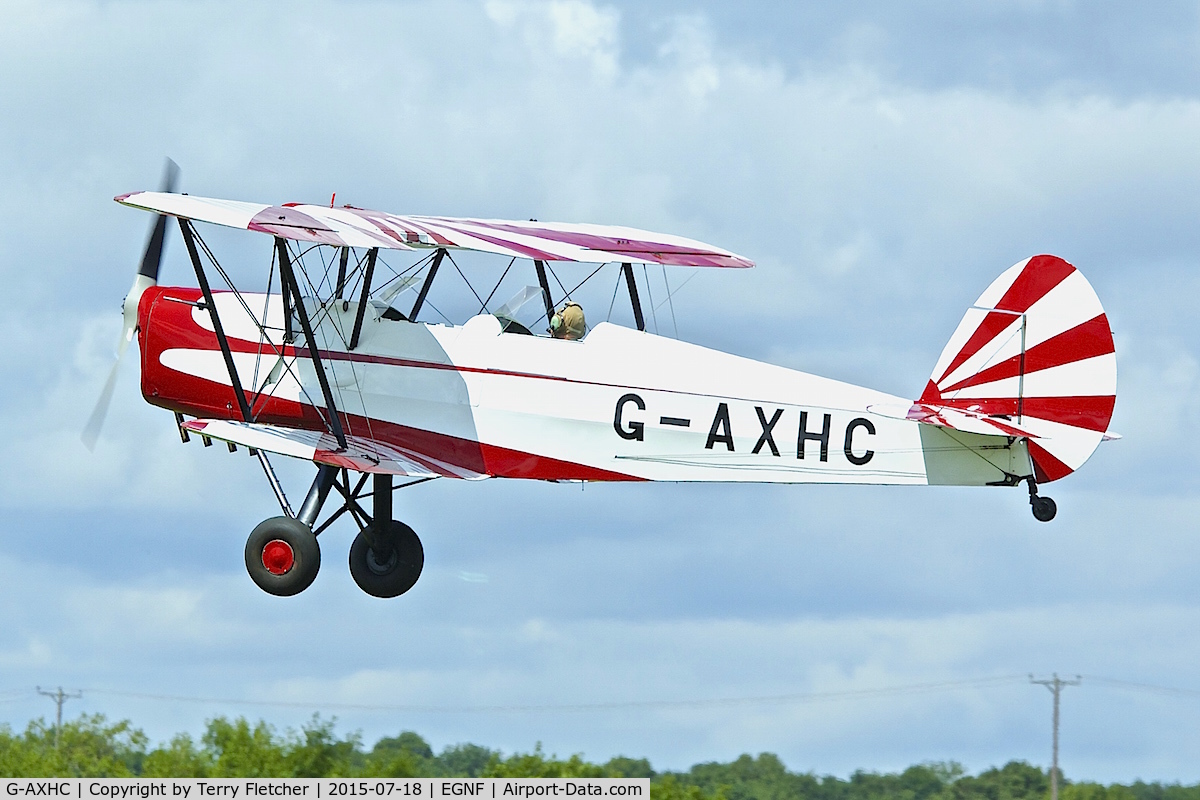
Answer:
[663, 265, 678, 338]
[445, 250, 486, 310]
[606, 267, 622, 322]
[247, 249, 276, 410]
[545, 262, 567, 298]
[190, 228, 324, 421]
[642, 264, 658, 333]
[552, 261, 607, 309]
[480, 257, 518, 313]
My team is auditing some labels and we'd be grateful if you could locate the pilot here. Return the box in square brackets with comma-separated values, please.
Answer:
[550, 302, 586, 340]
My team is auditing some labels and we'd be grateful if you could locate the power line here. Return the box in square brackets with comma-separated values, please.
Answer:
[1030, 674, 1081, 800]
[1084, 675, 1200, 699]
[5, 674, 1194, 719]
[78, 675, 1024, 714]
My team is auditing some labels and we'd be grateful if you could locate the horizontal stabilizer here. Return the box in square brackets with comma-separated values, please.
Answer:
[181, 419, 486, 480]
[902, 402, 1042, 439]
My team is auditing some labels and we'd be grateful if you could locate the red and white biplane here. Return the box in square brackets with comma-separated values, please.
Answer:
[87, 163, 1118, 598]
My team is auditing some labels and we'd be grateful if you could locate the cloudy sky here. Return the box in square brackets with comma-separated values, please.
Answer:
[2, 0, 1199, 783]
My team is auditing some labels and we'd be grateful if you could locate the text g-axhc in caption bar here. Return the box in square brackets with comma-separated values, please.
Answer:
[2, 779, 650, 799]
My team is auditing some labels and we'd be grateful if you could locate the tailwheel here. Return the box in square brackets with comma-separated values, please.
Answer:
[349, 521, 424, 598]
[1026, 476, 1057, 523]
[245, 516, 321, 596]
[1031, 495, 1057, 522]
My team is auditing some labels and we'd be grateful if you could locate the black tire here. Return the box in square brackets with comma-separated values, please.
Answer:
[245, 516, 321, 596]
[1031, 496, 1057, 523]
[349, 521, 424, 598]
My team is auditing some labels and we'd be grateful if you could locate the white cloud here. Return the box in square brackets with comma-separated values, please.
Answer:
[0, 0, 1196, 782]
[486, 0, 621, 82]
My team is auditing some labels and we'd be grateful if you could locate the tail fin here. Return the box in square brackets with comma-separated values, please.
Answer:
[913, 255, 1117, 483]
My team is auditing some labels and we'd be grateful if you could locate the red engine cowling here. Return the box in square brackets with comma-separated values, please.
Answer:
[137, 285, 246, 419]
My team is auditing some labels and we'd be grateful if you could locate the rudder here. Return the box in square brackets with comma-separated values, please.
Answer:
[915, 255, 1117, 483]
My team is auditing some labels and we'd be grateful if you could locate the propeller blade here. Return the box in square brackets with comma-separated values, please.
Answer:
[81, 357, 121, 452]
[82, 157, 179, 450]
[81, 315, 137, 452]
[137, 158, 179, 281]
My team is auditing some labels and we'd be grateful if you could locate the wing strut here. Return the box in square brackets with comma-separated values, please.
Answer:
[281, 261, 295, 343]
[349, 247, 378, 350]
[534, 260, 556, 325]
[335, 247, 350, 299]
[256, 450, 294, 517]
[178, 219, 253, 421]
[275, 237, 349, 450]
[410, 248, 446, 321]
[622, 262, 646, 331]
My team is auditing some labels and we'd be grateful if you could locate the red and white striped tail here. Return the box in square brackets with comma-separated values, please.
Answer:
[916, 255, 1117, 483]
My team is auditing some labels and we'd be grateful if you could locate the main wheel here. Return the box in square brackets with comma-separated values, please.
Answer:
[245, 516, 321, 596]
[349, 521, 424, 598]
[1031, 495, 1057, 522]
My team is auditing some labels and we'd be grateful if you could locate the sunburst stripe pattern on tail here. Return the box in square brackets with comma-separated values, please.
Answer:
[917, 255, 1116, 482]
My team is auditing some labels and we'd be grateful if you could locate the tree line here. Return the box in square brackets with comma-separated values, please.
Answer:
[0, 714, 1196, 800]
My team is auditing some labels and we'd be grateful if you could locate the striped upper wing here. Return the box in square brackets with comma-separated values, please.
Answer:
[915, 255, 1117, 482]
[115, 192, 754, 268]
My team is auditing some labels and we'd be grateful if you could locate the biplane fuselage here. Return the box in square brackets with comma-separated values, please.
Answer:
[92, 182, 1115, 597]
[137, 286, 1033, 487]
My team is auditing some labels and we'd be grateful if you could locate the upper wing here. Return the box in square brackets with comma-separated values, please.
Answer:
[115, 191, 754, 268]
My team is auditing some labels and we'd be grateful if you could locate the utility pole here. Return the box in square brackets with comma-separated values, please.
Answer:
[1030, 674, 1081, 800]
[36, 686, 81, 749]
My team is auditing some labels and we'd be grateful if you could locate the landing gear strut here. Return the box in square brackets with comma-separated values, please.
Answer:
[1027, 477, 1057, 523]
[348, 474, 424, 598]
[243, 466, 425, 597]
[243, 464, 335, 596]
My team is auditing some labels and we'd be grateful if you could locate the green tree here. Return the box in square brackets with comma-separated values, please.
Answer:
[434, 743, 499, 778]
[142, 733, 212, 777]
[680, 753, 822, 800]
[606, 756, 655, 779]
[950, 761, 1048, 800]
[364, 730, 431, 776]
[483, 744, 608, 778]
[0, 715, 146, 778]
[1124, 782, 1200, 800]
[202, 717, 288, 777]
[3, 709, 1200, 800]
[286, 716, 360, 778]
[652, 774, 723, 800]
[1062, 784, 1140, 800]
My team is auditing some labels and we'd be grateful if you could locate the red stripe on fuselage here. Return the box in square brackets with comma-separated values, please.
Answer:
[138, 286, 642, 482]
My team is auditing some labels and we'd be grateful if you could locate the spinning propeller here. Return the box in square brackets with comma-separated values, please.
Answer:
[82, 158, 179, 450]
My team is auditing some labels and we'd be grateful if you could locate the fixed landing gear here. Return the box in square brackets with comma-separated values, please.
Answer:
[1027, 477, 1057, 522]
[349, 521, 424, 598]
[245, 516, 321, 596]
[347, 474, 424, 597]
[243, 466, 425, 597]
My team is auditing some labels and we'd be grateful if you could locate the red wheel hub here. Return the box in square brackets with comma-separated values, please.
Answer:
[261, 539, 295, 575]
